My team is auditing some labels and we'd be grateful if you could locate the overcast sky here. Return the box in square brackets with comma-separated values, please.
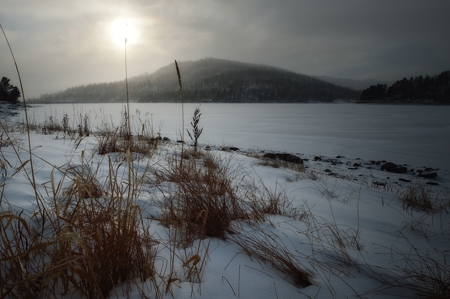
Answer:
[1, 0, 450, 98]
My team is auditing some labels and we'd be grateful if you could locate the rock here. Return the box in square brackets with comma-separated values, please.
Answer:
[399, 178, 411, 183]
[324, 169, 332, 173]
[426, 182, 439, 186]
[348, 167, 358, 170]
[381, 162, 407, 174]
[353, 163, 361, 167]
[418, 172, 437, 179]
[262, 153, 303, 164]
[313, 156, 322, 161]
[163, 137, 170, 141]
[220, 146, 239, 151]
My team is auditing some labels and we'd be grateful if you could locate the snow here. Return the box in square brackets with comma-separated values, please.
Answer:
[1, 103, 450, 298]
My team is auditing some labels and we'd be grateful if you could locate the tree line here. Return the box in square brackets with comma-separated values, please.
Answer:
[360, 71, 450, 104]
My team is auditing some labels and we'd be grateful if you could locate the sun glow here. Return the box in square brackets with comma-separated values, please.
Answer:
[109, 18, 139, 47]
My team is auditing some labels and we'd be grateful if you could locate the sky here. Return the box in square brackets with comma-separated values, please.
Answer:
[1, 0, 450, 99]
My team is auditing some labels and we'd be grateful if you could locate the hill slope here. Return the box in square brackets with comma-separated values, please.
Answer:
[33, 58, 361, 103]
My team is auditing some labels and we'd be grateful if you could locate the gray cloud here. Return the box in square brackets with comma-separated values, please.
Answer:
[1, 0, 450, 98]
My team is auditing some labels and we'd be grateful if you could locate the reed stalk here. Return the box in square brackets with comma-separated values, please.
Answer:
[175, 60, 184, 166]
[124, 24, 131, 140]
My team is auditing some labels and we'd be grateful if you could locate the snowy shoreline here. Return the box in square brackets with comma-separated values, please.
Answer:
[202, 143, 450, 192]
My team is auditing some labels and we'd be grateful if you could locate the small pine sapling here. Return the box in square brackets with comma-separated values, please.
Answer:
[187, 106, 203, 151]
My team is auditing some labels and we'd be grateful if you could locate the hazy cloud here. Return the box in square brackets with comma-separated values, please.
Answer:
[1, 0, 449, 98]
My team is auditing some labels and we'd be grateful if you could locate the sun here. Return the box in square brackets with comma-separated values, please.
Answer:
[109, 18, 138, 47]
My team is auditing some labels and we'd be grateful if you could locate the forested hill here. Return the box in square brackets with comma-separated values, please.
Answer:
[32, 58, 360, 103]
[360, 71, 450, 104]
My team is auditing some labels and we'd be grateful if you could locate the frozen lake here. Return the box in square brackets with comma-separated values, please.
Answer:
[18, 103, 450, 170]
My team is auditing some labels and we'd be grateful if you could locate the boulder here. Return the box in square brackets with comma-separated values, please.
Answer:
[418, 172, 437, 179]
[381, 162, 407, 174]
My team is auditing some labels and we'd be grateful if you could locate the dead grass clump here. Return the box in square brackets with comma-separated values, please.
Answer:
[395, 244, 450, 299]
[255, 155, 306, 173]
[96, 110, 160, 157]
[247, 180, 307, 221]
[51, 153, 158, 298]
[399, 183, 449, 213]
[96, 127, 159, 157]
[1, 152, 159, 299]
[230, 225, 314, 288]
[369, 240, 450, 299]
[0, 211, 54, 299]
[293, 198, 363, 281]
[153, 150, 247, 242]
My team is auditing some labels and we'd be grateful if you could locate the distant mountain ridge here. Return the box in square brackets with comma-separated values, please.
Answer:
[32, 58, 361, 103]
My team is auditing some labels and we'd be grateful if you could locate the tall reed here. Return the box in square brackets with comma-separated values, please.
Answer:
[124, 23, 131, 140]
[175, 60, 184, 164]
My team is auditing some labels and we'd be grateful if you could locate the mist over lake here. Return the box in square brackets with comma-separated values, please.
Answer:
[20, 103, 450, 170]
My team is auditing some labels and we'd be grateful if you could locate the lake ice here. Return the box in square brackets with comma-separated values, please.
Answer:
[18, 103, 450, 170]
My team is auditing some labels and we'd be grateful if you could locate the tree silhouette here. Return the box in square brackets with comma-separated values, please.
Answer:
[0, 77, 21, 104]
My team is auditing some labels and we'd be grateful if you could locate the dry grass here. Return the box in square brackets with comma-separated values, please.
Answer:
[0, 150, 160, 299]
[390, 242, 450, 299]
[252, 154, 306, 173]
[246, 180, 308, 221]
[151, 149, 248, 243]
[398, 182, 450, 213]
[52, 161, 157, 298]
[96, 109, 160, 157]
[230, 224, 314, 288]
